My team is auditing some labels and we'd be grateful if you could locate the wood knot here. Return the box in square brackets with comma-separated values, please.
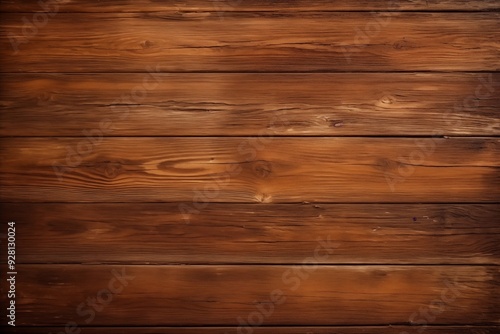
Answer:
[102, 161, 123, 179]
[255, 193, 273, 203]
[141, 40, 153, 49]
[374, 158, 395, 171]
[393, 39, 414, 50]
[37, 92, 52, 106]
[253, 160, 272, 178]
[329, 120, 344, 127]
[380, 94, 395, 104]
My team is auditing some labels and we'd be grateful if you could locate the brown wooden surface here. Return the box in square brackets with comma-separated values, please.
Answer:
[1, 1, 499, 333]
[2, 0, 499, 12]
[1, 203, 498, 265]
[2, 13, 499, 72]
[1, 137, 499, 203]
[0, 265, 498, 326]
[4, 327, 500, 334]
[1, 73, 498, 136]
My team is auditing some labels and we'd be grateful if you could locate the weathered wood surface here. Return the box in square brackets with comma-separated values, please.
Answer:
[2, 13, 499, 72]
[1, 137, 498, 202]
[1, 203, 498, 264]
[1, 265, 498, 326]
[1, 73, 498, 136]
[1, 1, 499, 332]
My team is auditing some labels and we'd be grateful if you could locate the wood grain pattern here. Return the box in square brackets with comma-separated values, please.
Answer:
[1, 0, 499, 332]
[1, 265, 498, 326]
[1, 137, 498, 203]
[2, 13, 499, 72]
[1, 73, 498, 136]
[4, 327, 500, 334]
[1, 203, 498, 264]
[2, 0, 500, 12]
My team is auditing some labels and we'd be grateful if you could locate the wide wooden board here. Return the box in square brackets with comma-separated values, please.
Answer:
[1, 73, 498, 136]
[2, 13, 499, 72]
[1, 203, 498, 264]
[1, 265, 498, 326]
[1, 137, 498, 202]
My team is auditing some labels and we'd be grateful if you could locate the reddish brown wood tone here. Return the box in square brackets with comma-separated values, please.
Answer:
[0, 1, 498, 333]
[1, 203, 498, 264]
[2, 0, 499, 12]
[2, 13, 499, 72]
[1, 73, 498, 136]
[1, 137, 499, 203]
[0, 265, 498, 326]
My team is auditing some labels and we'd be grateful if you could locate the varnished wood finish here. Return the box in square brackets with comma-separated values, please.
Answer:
[2, 13, 499, 72]
[1, 203, 498, 264]
[1, 73, 498, 136]
[5, 327, 500, 334]
[1, 0, 498, 332]
[2, 0, 499, 12]
[1, 137, 498, 202]
[1, 265, 498, 326]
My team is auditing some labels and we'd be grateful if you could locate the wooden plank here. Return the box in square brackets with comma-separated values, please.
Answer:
[1, 137, 499, 203]
[2, 0, 499, 12]
[1, 265, 498, 326]
[2, 13, 499, 72]
[1, 203, 498, 264]
[4, 326, 500, 334]
[1, 73, 498, 136]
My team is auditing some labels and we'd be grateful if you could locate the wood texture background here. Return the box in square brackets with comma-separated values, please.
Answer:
[2, 13, 499, 72]
[1, 73, 499, 136]
[0, 0, 499, 333]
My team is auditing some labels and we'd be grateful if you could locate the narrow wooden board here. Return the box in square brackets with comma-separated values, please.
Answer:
[1, 265, 498, 326]
[2, 0, 499, 12]
[3, 326, 500, 334]
[1, 137, 499, 203]
[2, 13, 499, 72]
[1, 203, 498, 264]
[1, 73, 498, 136]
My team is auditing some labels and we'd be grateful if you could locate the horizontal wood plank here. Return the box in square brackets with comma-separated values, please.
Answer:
[0, 137, 498, 203]
[1, 203, 498, 264]
[2, 0, 499, 12]
[2, 13, 499, 72]
[1, 73, 498, 136]
[1, 265, 498, 326]
[3, 326, 500, 334]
